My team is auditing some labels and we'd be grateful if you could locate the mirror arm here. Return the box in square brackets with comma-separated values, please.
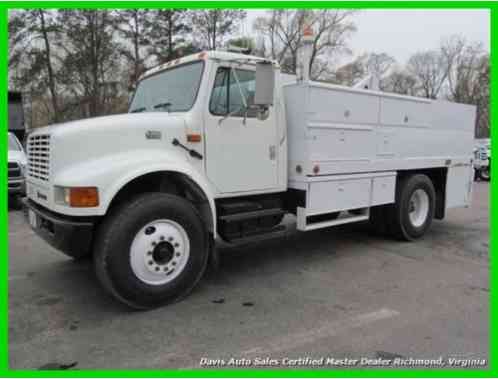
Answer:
[231, 68, 248, 109]
[219, 67, 251, 126]
[218, 105, 247, 125]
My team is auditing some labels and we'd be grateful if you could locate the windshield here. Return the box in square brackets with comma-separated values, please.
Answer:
[129, 61, 204, 113]
[8, 134, 21, 151]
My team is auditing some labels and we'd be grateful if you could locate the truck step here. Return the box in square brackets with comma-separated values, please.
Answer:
[217, 201, 262, 215]
[219, 208, 284, 222]
[225, 225, 287, 244]
[296, 207, 369, 231]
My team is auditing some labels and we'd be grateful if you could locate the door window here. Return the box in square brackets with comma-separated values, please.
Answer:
[209, 67, 257, 117]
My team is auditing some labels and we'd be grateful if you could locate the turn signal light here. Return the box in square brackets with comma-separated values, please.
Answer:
[187, 133, 202, 143]
[67, 187, 99, 207]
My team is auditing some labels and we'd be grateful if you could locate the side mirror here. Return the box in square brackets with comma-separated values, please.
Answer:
[254, 62, 275, 107]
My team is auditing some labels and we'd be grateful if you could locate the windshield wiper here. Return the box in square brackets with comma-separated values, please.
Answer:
[130, 107, 146, 113]
[153, 102, 172, 112]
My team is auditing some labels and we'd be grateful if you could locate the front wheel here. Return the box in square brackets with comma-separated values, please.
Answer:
[94, 193, 209, 309]
[479, 167, 490, 181]
[8, 195, 22, 210]
[387, 174, 435, 241]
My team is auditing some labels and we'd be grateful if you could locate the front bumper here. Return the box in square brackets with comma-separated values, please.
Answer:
[8, 178, 25, 195]
[474, 159, 489, 169]
[22, 198, 95, 259]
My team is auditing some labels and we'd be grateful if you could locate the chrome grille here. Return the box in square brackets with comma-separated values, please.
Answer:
[27, 134, 50, 181]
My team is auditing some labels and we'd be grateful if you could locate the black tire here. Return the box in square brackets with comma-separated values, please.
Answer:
[8, 195, 22, 210]
[94, 193, 208, 309]
[369, 205, 389, 235]
[479, 167, 490, 182]
[387, 174, 435, 241]
[70, 253, 93, 263]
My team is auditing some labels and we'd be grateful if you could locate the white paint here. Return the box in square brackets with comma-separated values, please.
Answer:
[25, 50, 475, 240]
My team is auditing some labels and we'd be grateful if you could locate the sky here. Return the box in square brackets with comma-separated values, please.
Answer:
[243, 10, 490, 65]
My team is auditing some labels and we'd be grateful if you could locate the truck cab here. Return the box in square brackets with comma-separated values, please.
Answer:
[24, 47, 475, 309]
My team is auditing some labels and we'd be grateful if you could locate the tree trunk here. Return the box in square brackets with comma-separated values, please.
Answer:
[134, 11, 140, 83]
[90, 13, 99, 116]
[38, 10, 60, 122]
[168, 12, 173, 59]
[211, 11, 217, 50]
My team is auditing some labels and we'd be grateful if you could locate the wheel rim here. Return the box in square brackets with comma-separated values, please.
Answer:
[130, 219, 190, 285]
[408, 189, 429, 228]
[481, 169, 490, 179]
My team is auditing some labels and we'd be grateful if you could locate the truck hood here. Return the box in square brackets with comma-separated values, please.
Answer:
[34, 112, 187, 138]
[30, 112, 192, 182]
[8, 150, 27, 165]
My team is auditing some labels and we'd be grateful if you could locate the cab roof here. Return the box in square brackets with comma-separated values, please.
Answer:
[139, 50, 278, 81]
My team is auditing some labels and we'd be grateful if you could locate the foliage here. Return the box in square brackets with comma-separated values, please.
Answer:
[7, 10, 489, 137]
[254, 10, 356, 79]
[8, 10, 61, 122]
[190, 10, 246, 50]
[147, 10, 191, 63]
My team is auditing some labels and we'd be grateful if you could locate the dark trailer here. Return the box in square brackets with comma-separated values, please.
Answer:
[8, 91, 25, 141]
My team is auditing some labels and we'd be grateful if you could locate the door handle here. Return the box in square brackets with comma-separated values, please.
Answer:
[269, 145, 276, 160]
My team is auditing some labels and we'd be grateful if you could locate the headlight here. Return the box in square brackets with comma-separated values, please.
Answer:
[55, 186, 99, 207]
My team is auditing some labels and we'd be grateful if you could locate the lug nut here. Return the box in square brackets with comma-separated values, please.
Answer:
[160, 236, 165, 241]
[155, 267, 159, 271]
[168, 237, 173, 242]
[148, 260, 153, 265]
[174, 243, 179, 247]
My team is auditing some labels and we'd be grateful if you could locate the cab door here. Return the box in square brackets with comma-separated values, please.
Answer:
[204, 65, 278, 194]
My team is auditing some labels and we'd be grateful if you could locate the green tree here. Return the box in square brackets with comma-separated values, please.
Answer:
[56, 9, 121, 117]
[9, 10, 61, 122]
[147, 10, 191, 63]
[115, 9, 153, 87]
[190, 10, 246, 50]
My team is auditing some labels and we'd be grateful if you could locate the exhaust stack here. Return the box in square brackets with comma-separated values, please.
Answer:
[298, 25, 314, 83]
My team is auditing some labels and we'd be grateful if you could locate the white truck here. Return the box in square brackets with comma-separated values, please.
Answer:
[8, 132, 27, 208]
[473, 139, 491, 181]
[24, 34, 476, 309]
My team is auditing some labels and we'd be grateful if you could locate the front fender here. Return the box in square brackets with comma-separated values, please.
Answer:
[53, 149, 216, 231]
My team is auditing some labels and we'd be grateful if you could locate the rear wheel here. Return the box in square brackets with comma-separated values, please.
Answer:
[387, 174, 435, 241]
[94, 193, 208, 309]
